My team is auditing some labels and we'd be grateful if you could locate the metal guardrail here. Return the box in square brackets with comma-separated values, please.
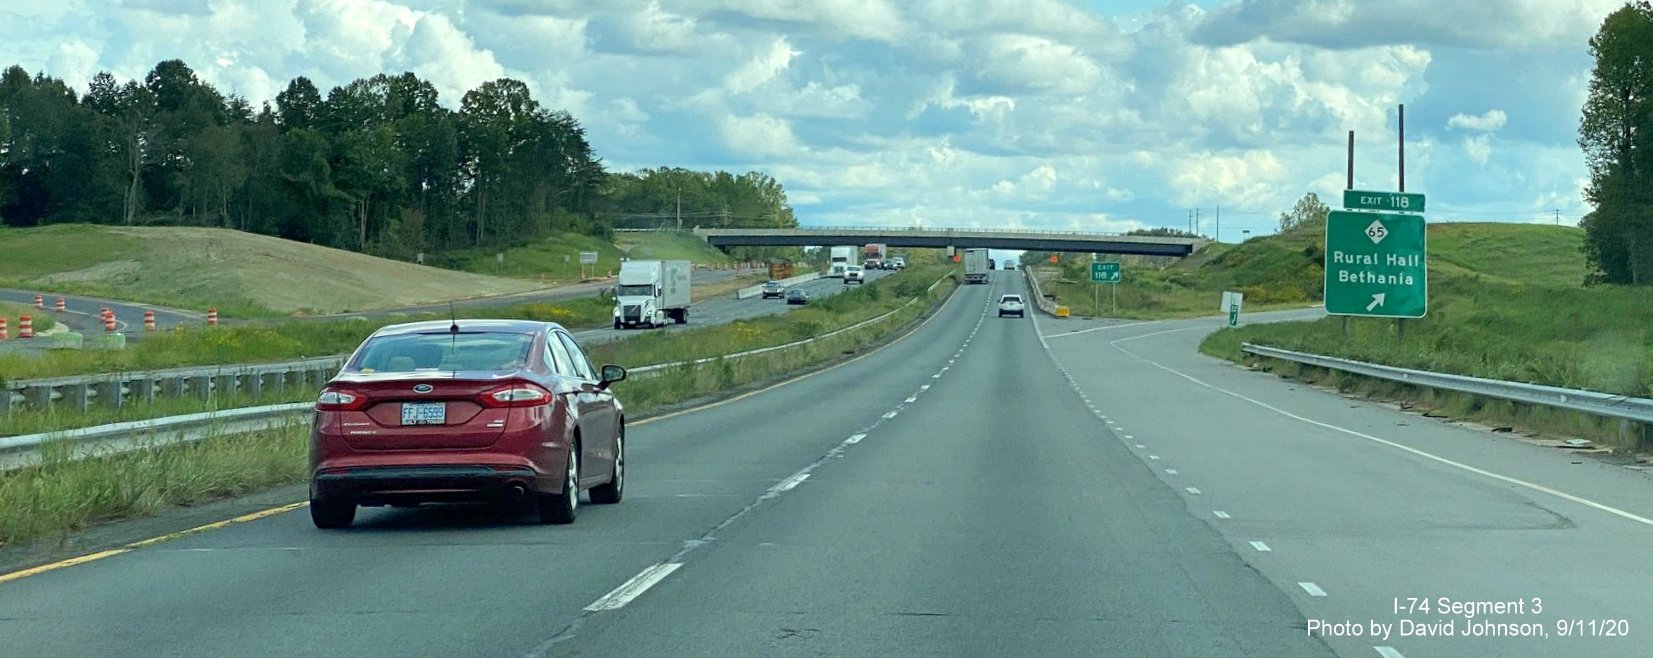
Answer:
[1241, 343, 1653, 425]
[0, 403, 312, 456]
[1, 272, 960, 457]
[3, 357, 347, 416]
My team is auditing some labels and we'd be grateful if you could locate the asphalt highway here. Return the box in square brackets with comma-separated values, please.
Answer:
[4, 271, 1651, 657]
[571, 268, 892, 345]
[0, 287, 202, 345]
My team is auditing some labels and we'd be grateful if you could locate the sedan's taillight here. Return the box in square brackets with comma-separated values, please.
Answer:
[316, 388, 368, 411]
[479, 383, 555, 408]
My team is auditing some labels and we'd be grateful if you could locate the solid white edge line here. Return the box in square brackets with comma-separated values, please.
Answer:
[1039, 321, 1151, 340]
[1107, 333, 1653, 530]
[1249, 541, 1271, 552]
[584, 562, 684, 611]
[1299, 582, 1327, 597]
[1374, 646, 1405, 658]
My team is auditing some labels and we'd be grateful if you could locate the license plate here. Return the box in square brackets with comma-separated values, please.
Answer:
[400, 402, 446, 426]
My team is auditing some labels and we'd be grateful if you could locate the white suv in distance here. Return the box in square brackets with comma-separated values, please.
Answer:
[844, 265, 865, 284]
[997, 294, 1025, 318]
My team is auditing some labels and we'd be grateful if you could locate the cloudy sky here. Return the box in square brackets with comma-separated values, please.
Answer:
[0, 0, 1617, 238]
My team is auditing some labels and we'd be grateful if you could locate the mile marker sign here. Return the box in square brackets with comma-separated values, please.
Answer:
[1323, 210, 1427, 318]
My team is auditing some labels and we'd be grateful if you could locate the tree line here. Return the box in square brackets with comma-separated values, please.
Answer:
[0, 60, 798, 261]
[1580, 2, 1653, 284]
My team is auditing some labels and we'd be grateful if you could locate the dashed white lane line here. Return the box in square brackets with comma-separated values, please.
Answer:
[1134, 444, 1146, 449]
[1185, 487, 1201, 495]
[919, 384, 931, 391]
[1212, 510, 1231, 519]
[1123, 434, 1133, 439]
[1299, 582, 1328, 597]
[1148, 455, 1160, 460]
[771, 472, 811, 494]
[905, 396, 918, 403]
[1164, 469, 1178, 475]
[932, 374, 942, 379]
[845, 433, 867, 445]
[1249, 541, 1271, 552]
[584, 562, 684, 611]
[882, 411, 899, 419]
[1374, 647, 1405, 658]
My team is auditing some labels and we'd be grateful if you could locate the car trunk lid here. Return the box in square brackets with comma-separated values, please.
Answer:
[328, 371, 520, 450]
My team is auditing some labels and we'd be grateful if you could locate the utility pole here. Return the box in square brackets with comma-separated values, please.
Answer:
[1396, 103, 1406, 340]
[1195, 208, 1201, 237]
[1343, 129, 1354, 338]
[1215, 206, 1221, 243]
[1554, 209, 1560, 226]
[675, 188, 682, 231]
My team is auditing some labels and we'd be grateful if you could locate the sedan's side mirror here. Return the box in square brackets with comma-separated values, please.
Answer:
[598, 364, 627, 389]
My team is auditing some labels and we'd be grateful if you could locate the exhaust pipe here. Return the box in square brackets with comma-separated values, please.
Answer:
[506, 482, 529, 498]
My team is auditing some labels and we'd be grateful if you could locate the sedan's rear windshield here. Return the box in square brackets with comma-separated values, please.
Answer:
[348, 332, 537, 373]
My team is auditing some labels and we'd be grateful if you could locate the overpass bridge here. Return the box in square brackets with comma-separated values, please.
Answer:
[692, 226, 1206, 257]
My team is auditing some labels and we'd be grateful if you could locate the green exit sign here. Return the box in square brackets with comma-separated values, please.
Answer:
[1344, 190, 1425, 213]
[1091, 262, 1121, 283]
[1323, 210, 1428, 318]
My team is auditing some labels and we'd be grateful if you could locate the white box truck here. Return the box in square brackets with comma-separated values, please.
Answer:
[963, 249, 990, 284]
[829, 246, 856, 279]
[613, 260, 692, 329]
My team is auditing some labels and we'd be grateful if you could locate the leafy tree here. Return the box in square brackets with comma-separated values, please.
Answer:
[1277, 192, 1330, 235]
[1579, 1, 1653, 284]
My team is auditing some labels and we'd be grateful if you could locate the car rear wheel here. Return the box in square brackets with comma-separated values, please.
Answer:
[590, 430, 624, 505]
[310, 497, 356, 529]
[537, 447, 579, 525]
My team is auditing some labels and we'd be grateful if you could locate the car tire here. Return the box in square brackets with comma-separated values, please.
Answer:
[590, 429, 624, 505]
[538, 446, 579, 525]
[310, 497, 356, 529]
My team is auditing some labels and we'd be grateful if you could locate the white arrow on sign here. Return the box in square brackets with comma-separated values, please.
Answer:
[1366, 293, 1386, 311]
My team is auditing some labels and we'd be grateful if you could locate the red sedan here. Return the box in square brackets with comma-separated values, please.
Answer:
[308, 319, 627, 528]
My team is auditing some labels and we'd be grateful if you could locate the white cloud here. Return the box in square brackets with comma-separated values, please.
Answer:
[0, 0, 1599, 233]
[1447, 109, 1508, 132]
[1464, 134, 1493, 164]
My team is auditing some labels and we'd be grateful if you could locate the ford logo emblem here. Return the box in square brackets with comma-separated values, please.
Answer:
[413, 384, 434, 394]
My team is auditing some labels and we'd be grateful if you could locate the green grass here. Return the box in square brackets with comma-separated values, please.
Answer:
[0, 302, 57, 336]
[0, 269, 960, 546]
[0, 424, 309, 546]
[1197, 223, 1649, 445]
[435, 232, 628, 282]
[0, 224, 539, 318]
[0, 297, 615, 383]
[613, 232, 735, 265]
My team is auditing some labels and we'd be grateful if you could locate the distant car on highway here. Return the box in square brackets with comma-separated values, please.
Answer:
[1003, 261, 1016, 270]
[844, 265, 865, 284]
[308, 319, 628, 529]
[761, 281, 785, 299]
[888, 256, 906, 270]
[997, 294, 1026, 318]
[786, 288, 810, 305]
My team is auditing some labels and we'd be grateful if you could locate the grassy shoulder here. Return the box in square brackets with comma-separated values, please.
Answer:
[1197, 224, 1644, 448]
[614, 232, 736, 265]
[0, 296, 615, 383]
[0, 224, 539, 318]
[0, 302, 57, 335]
[0, 270, 960, 547]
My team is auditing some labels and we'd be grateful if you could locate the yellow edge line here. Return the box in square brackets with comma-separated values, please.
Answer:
[0, 502, 309, 586]
[0, 276, 962, 586]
